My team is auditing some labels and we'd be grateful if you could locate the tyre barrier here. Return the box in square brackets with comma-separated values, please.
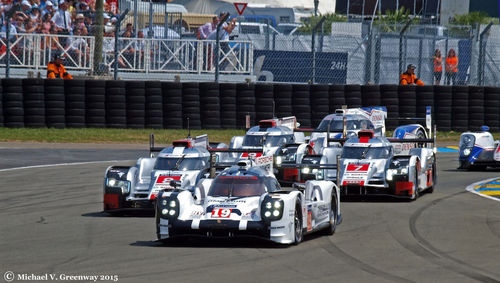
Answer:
[23, 78, 45, 128]
[434, 86, 452, 131]
[219, 83, 237, 129]
[105, 80, 126, 128]
[236, 83, 255, 128]
[468, 86, 484, 130]
[398, 85, 416, 125]
[85, 80, 106, 128]
[65, 79, 86, 128]
[145, 81, 163, 129]
[361, 85, 381, 107]
[274, 84, 293, 118]
[0, 81, 499, 132]
[3, 79, 24, 128]
[452, 86, 469, 132]
[45, 79, 65, 128]
[484, 87, 500, 131]
[125, 81, 145, 129]
[380, 84, 399, 130]
[182, 82, 201, 129]
[311, 84, 329, 127]
[162, 82, 183, 129]
[255, 83, 274, 122]
[292, 84, 311, 128]
[200, 82, 221, 129]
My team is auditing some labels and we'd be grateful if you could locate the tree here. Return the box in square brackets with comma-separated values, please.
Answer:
[298, 13, 347, 34]
[449, 11, 490, 27]
[374, 7, 414, 33]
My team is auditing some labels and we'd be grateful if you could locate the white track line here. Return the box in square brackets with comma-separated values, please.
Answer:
[465, 177, 500, 202]
[0, 160, 133, 173]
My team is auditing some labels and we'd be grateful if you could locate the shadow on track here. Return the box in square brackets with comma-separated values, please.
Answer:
[82, 211, 155, 218]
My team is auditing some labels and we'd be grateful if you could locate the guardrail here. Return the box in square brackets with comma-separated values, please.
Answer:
[102, 38, 253, 75]
[0, 33, 94, 72]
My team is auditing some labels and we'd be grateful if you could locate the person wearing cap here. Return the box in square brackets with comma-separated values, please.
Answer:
[400, 64, 424, 85]
[47, 53, 73, 79]
[42, 0, 55, 17]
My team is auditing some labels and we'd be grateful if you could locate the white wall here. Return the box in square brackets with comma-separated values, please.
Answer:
[440, 0, 470, 25]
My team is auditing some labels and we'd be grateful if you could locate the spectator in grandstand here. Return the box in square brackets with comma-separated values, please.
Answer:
[72, 12, 84, 30]
[30, 5, 41, 22]
[67, 26, 89, 61]
[41, 0, 54, 17]
[122, 22, 133, 36]
[433, 49, 442, 85]
[47, 53, 73, 79]
[198, 16, 218, 39]
[52, 0, 71, 33]
[445, 48, 458, 85]
[20, 0, 32, 15]
[399, 64, 424, 85]
[39, 12, 53, 33]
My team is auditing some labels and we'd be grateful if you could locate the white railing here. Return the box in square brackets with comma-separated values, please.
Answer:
[0, 33, 94, 71]
[103, 38, 254, 74]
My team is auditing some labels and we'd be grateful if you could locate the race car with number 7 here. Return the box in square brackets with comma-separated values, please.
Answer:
[156, 154, 342, 244]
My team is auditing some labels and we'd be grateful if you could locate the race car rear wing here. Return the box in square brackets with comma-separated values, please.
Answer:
[386, 106, 433, 138]
[149, 134, 211, 157]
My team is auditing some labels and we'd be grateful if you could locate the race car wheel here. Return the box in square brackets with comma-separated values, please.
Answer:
[293, 204, 303, 245]
[410, 168, 419, 200]
[324, 195, 338, 235]
[427, 162, 436, 193]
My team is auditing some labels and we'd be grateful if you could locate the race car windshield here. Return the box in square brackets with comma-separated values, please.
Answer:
[316, 119, 373, 132]
[278, 146, 298, 162]
[265, 135, 293, 148]
[242, 135, 266, 147]
[341, 146, 392, 159]
[208, 176, 266, 197]
[154, 157, 208, 171]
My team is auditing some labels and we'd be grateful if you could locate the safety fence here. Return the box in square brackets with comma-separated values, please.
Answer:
[0, 79, 499, 132]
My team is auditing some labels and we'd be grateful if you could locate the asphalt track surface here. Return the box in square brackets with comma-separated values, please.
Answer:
[1, 144, 500, 283]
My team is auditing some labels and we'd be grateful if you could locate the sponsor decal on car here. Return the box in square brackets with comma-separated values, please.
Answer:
[211, 208, 232, 218]
[342, 163, 370, 186]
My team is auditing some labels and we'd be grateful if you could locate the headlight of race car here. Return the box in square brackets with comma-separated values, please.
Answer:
[302, 167, 310, 174]
[106, 178, 131, 194]
[275, 156, 282, 165]
[386, 167, 408, 181]
[261, 197, 284, 223]
[463, 148, 471, 156]
[159, 196, 179, 219]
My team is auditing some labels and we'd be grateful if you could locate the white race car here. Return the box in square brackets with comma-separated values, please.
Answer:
[155, 156, 342, 244]
[458, 126, 500, 170]
[103, 135, 226, 214]
[339, 130, 436, 200]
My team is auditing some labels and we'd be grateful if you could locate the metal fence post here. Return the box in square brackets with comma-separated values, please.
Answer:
[133, 0, 138, 37]
[148, 0, 153, 38]
[478, 22, 493, 86]
[114, 9, 129, 80]
[215, 13, 229, 83]
[311, 16, 326, 84]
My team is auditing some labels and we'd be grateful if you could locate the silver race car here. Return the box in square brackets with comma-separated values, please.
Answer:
[339, 130, 436, 200]
[103, 135, 226, 214]
[458, 126, 500, 170]
[155, 155, 342, 244]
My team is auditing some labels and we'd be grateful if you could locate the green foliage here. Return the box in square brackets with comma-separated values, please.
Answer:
[298, 13, 347, 34]
[375, 7, 414, 32]
[450, 11, 491, 27]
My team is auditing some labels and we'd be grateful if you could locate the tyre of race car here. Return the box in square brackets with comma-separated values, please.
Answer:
[324, 194, 338, 235]
[293, 202, 303, 245]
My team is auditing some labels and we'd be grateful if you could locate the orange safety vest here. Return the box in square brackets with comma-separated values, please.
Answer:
[445, 56, 458, 73]
[434, 56, 442, 72]
[47, 62, 73, 79]
[400, 72, 424, 85]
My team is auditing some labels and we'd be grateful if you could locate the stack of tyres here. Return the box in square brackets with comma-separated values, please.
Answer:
[310, 84, 329, 127]
[434, 86, 452, 131]
[125, 81, 145, 129]
[2, 79, 24, 128]
[329, 84, 346, 112]
[182, 82, 201, 129]
[65, 80, 86, 128]
[105, 80, 127, 128]
[255, 83, 274, 122]
[274, 84, 293, 118]
[361, 85, 381, 107]
[416, 85, 434, 119]
[344, 85, 362, 108]
[45, 79, 65, 128]
[85, 80, 106, 128]
[23, 78, 45, 128]
[451, 86, 469, 132]
[0, 82, 3, 127]
[236, 83, 255, 128]
[162, 82, 183, 129]
[484, 87, 500, 131]
[199, 82, 221, 129]
[468, 86, 484, 130]
[292, 84, 311, 128]
[219, 83, 237, 128]
[145, 81, 163, 129]
[398, 85, 416, 125]
[380, 84, 399, 129]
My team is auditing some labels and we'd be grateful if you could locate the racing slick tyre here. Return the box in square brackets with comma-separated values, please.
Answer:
[324, 194, 338, 235]
[293, 202, 303, 245]
[427, 162, 437, 194]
